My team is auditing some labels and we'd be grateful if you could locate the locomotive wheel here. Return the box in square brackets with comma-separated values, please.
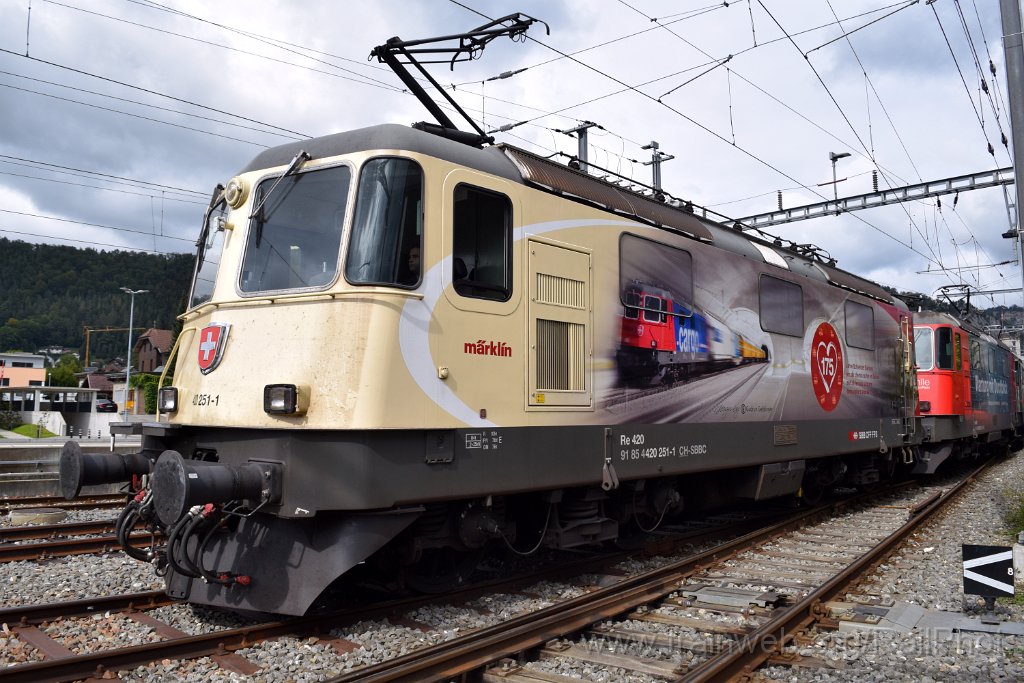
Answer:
[799, 479, 826, 506]
[404, 547, 485, 593]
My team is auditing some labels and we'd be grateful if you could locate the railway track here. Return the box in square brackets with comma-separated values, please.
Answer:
[0, 519, 118, 542]
[0, 497, 158, 563]
[0, 466, 989, 682]
[320, 462, 990, 682]
[0, 530, 156, 563]
[0, 494, 126, 515]
[0, 499, 819, 681]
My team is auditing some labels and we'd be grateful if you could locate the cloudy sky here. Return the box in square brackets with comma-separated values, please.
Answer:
[0, 0, 1020, 306]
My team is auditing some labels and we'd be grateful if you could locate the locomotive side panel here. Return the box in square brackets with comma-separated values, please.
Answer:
[970, 334, 1015, 436]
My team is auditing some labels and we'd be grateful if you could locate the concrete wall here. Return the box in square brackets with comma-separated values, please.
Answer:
[0, 442, 131, 498]
[16, 411, 153, 439]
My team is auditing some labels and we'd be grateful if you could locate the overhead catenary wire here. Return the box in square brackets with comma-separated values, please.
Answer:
[2, 0, 1011, 290]
[0, 81, 272, 147]
[609, 0, 925, 193]
[818, 0, 1000, 281]
[0, 48, 310, 139]
[450, 0, 963, 274]
[0, 153, 207, 196]
[755, 1, 952, 279]
[0, 69, 304, 141]
[449, 0, 823, 202]
[0, 209, 195, 243]
[0, 227, 180, 254]
[41, 0, 404, 93]
[952, 0, 1009, 151]
[825, 0, 922, 182]
[929, 1, 1000, 159]
[123, 0, 397, 76]
[0, 168, 206, 205]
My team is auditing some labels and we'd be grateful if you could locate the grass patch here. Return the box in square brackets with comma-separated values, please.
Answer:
[11, 424, 57, 438]
[1005, 488, 1024, 539]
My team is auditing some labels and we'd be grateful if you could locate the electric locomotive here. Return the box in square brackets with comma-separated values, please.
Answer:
[913, 312, 1022, 472]
[55, 14, 1018, 616]
[59, 122, 932, 615]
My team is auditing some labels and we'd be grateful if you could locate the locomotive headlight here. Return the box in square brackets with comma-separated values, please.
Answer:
[159, 387, 178, 413]
[264, 384, 308, 416]
[919, 400, 931, 413]
[224, 177, 249, 209]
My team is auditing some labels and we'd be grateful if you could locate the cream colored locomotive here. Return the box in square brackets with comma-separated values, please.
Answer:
[61, 122, 924, 615]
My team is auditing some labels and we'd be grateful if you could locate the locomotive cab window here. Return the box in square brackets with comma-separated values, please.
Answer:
[759, 275, 803, 337]
[452, 184, 511, 301]
[623, 290, 640, 320]
[936, 327, 955, 370]
[844, 300, 874, 350]
[241, 164, 351, 294]
[618, 234, 693, 318]
[189, 195, 228, 308]
[642, 295, 665, 323]
[346, 158, 424, 288]
[914, 327, 933, 370]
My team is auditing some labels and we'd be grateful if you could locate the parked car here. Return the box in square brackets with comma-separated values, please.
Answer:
[95, 399, 118, 413]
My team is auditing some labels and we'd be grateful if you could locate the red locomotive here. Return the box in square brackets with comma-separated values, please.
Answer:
[914, 312, 1022, 472]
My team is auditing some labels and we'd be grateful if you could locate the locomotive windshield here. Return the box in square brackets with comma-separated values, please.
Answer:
[913, 327, 933, 370]
[345, 157, 423, 287]
[240, 164, 351, 293]
[189, 195, 228, 308]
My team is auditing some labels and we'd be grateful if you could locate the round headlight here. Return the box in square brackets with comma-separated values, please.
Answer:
[224, 177, 249, 209]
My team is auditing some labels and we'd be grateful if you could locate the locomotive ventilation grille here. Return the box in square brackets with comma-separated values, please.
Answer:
[536, 273, 586, 309]
[536, 319, 586, 391]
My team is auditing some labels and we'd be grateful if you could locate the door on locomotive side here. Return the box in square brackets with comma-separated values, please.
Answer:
[914, 323, 969, 417]
[436, 168, 525, 423]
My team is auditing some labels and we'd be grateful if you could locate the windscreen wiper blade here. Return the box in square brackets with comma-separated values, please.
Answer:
[249, 149, 310, 216]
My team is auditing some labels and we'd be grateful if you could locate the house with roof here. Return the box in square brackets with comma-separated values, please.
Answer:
[82, 370, 114, 399]
[134, 328, 174, 373]
[0, 352, 46, 387]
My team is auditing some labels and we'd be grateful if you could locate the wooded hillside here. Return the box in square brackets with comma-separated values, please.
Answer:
[0, 237, 192, 364]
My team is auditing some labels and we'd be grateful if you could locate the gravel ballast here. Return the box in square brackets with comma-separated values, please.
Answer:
[2, 455, 1023, 680]
[761, 453, 1024, 682]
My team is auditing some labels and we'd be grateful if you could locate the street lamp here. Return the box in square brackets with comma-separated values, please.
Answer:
[120, 287, 148, 420]
[829, 151, 851, 214]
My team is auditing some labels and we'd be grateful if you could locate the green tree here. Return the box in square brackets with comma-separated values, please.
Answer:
[49, 353, 83, 387]
[0, 237, 192, 355]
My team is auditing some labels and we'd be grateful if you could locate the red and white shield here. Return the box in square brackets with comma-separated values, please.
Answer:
[197, 323, 230, 374]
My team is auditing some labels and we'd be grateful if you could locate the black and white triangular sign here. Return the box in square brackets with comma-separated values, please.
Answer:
[962, 545, 1014, 597]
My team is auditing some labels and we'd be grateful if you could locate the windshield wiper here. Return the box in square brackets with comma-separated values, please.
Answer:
[249, 150, 310, 247]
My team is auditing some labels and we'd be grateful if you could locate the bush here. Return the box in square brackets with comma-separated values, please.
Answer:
[130, 374, 170, 414]
[0, 410, 22, 431]
[1005, 489, 1024, 539]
